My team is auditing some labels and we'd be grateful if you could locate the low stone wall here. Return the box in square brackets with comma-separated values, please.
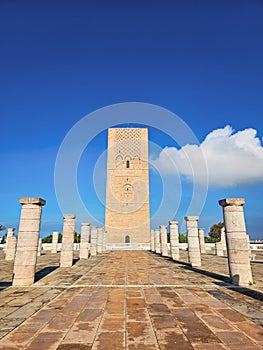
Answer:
[107, 243, 150, 250]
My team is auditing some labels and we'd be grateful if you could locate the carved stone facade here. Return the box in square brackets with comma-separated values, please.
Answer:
[105, 128, 150, 245]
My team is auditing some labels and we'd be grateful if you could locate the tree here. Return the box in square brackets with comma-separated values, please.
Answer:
[179, 233, 187, 243]
[42, 232, 80, 243]
[208, 222, 224, 242]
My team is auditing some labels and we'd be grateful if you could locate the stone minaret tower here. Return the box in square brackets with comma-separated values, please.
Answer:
[105, 128, 150, 247]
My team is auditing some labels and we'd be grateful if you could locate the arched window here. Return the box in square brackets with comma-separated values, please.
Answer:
[126, 160, 130, 168]
[125, 235, 130, 244]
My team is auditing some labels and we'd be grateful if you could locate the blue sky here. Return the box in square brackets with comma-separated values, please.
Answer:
[1, 1, 263, 239]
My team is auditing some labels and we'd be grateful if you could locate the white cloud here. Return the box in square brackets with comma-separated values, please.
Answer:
[151, 125, 263, 187]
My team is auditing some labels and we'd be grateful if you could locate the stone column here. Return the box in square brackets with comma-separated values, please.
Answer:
[219, 198, 253, 285]
[97, 227, 103, 254]
[150, 229, 155, 251]
[60, 214, 76, 267]
[247, 234, 251, 255]
[13, 197, 46, 286]
[169, 221, 179, 260]
[215, 241, 224, 256]
[160, 225, 168, 257]
[51, 231, 59, 253]
[198, 228, 206, 254]
[5, 228, 17, 261]
[102, 227, 107, 253]
[154, 229, 161, 254]
[37, 238, 42, 256]
[79, 223, 90, 259]
[185, 216, 201, 267]
[90, 226, 98, 256]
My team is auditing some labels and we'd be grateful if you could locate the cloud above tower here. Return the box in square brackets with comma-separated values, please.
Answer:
[151, 125, 263, 187]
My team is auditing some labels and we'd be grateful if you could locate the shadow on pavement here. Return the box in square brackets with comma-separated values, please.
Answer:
[0, 282, 12, 290]
[34, 265, 59, 282]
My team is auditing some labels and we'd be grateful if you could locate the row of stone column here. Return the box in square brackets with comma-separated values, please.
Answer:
[150, 198, 253, 286]
[151, 218, 205, 267]
[9, 198, 107, 287]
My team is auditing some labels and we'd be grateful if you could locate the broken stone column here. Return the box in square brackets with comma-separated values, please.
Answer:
[198, 228, 206, 254]
[185, 216, 201, 267]
[160, 225, 168, 257]
[60, 214, 76, 267]
[51, 231, 59, 253]
[150, 229, 155, 251]
[90, 226, 98, 256]
[13, 197, 46, 286]
[37, 238, 42, 256]
[154, 228, 161, 254]
[215, 226, 227, 256]
[169, 221, 179, 260]
[79, 223, 90, 259]
[215, 241, 224, 256]
[219, 198, 253, 285]
[5, 228, 17, 261]
[97, 227, 103, 254]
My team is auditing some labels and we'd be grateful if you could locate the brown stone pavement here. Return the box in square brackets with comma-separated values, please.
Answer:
[0, 250, 262, 350]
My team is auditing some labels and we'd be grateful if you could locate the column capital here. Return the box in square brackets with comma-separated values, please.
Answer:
[19, 197, 46, 206]
[184, 216, 199, 222]
[63, 214, 76, 219]
[219, 198, 245, 207]
[7, 228, 15, 233]
[159, 225, 167, 229]
[81, 222, 90, 227]
[169, 221, 178, 225]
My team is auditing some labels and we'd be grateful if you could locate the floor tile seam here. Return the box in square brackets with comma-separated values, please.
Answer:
[56, 288, 103, 347]
[204, 307, 263, 346]
[213, 330, 262, 349]
[124, 256, 128, 349]
[190, 288, 263, 334]
[89, 288, 116, 350]
[173, 311, 223, 348]
[133, 257, 161, 350]
[72, 254, 111, 286]
[0, 287, 85, 345]
[24, 295, 88, 348]
[140, 286, 161, 349]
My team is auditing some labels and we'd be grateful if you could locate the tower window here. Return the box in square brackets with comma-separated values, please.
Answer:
[126, 160, 130, 168]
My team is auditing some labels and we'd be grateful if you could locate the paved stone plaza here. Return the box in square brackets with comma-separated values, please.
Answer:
[0, 250, 262, 349]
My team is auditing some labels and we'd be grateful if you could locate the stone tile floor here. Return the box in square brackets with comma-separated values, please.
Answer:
[0, 250, 262, 349]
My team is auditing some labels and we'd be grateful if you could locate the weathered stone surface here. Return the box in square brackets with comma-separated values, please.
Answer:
[37, 238, 42, 257]
[154, 229, 161, 254]
[105, 128, 150, 245]
[97, 227, 103, 254]
[219, 198, 253, 286]
[160, 225, 168, 257]
[79, 223, 90, 259]
[51, 231, 59, 253]
[60, 214, 76, 268]
[169, 221, 179, 260]
[185, 216, 201, 267]
[5, 228, 17, 261]
[12, 198, 46, 286]
[0, 250, 263, 348]
[198, 228, 206, 254]
[90, 226, 98, 256]
[150, 229, 155, 251]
